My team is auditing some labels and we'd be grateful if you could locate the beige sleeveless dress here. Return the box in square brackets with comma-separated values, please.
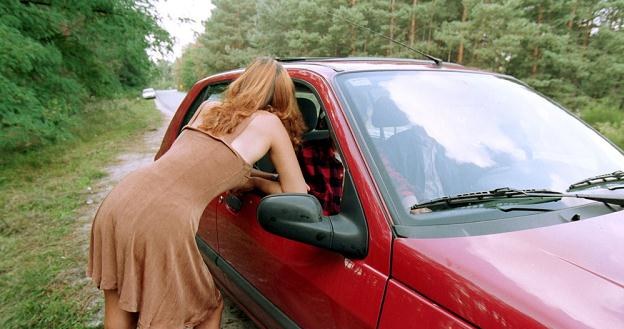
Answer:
[87, 111, 253, 328]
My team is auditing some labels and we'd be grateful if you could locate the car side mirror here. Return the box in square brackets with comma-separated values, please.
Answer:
[257, 193, 367, 258]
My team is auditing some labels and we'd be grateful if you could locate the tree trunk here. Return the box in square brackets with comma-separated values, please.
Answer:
[409, 0, 418, 47]
[388, 0, 396, 55]
[457, 1, 468, 64]
[567, 0, 577, 30]
[350, 0, 357, 54]
[236, 9, 241, 49]
[583, 19, 591, 49]
[531, 4, 544, 77]
[427, 19, 433, 47]
[426, 2, 434, 48]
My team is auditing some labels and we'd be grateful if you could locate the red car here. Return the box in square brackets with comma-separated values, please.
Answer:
[156, 58, 624, 328]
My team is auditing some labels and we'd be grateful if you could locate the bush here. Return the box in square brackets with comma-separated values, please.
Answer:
[0, 0, 170, 153]
[580, 98, 624, 149]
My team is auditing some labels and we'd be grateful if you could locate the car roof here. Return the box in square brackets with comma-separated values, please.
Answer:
[195, 57, 501, 88]
[277, 57, 470, 73]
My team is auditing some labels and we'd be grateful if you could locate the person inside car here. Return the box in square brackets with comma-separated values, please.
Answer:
[296, 94, 423, 216]
[299, 136, 345, 215]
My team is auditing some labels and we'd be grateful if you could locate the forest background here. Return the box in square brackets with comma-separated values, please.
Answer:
[2, 0, 623, 154]
[1, 1, 172, 326]
[177, 0, 624, 146]
[0, 0, 170, 154]
[0, 0, 622, 327]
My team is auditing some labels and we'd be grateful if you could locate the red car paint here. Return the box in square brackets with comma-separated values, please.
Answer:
[156, 59, 624, 328]
[393, 210, 624, 328]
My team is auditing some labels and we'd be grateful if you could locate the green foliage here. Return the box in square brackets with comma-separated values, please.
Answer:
[175, 0, 624, 147]
[0, 98, 162, 329]
[580, 98, 624, 148]
[175, 0, 258, 90]
[0, 0, 170, 153]
[582, 99, 624, 126]
[149, 59, 176, 90]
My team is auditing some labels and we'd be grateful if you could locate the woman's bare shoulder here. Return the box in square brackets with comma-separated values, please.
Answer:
[187, 101, 221, 127]
[198, 100, 221, 111]
[251, 110, 282, 127]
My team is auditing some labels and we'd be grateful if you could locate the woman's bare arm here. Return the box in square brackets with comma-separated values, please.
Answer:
[266, 116, 307, 193]
[250, 168, 279, 182]
[248, 169, 282, 195]
[231, 111, 307, 194]
[249, 177, 282, 194]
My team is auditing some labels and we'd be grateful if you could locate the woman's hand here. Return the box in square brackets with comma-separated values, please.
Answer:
[251, 168, 279, 181]
[230, 176, 256, 196]
[249, 177, 282, 195]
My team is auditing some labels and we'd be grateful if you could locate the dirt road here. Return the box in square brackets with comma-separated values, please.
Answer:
[79, 93, 255, 328]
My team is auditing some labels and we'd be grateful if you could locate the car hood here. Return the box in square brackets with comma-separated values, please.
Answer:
[392, 211, 624, 328]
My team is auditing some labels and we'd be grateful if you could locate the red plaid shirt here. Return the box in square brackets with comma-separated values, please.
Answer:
[298, 139, 416, 215]
[298, 139, 344, 216]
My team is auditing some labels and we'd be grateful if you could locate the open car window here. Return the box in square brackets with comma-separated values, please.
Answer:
[180, 80, 346, 215]
[254, 83, 328, 173]
[179, 83, 229, 131]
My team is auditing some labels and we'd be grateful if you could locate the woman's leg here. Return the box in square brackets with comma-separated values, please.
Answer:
[196, 294, 225, 329]
[104, 289, 138, 329]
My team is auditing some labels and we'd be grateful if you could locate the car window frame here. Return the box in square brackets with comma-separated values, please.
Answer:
[178, 83, 230, 134]
[184, 78, 365, 226]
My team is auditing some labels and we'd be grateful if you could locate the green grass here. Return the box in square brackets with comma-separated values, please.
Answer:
[0, 98, 162, 328]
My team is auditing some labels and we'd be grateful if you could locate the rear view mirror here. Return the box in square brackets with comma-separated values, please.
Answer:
[257, 193, 367, 258]
[257, 194, 333, 249]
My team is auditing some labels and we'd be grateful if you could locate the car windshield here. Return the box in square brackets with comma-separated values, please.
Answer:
[336, 70, 624, 217]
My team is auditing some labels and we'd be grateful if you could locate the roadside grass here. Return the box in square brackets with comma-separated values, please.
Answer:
[0, 98, 162, 328]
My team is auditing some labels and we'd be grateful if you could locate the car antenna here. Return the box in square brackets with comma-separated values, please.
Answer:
[324, 8, 443, 66]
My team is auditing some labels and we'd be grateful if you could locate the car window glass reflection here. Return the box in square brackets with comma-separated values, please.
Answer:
[338, 71, 624, 205]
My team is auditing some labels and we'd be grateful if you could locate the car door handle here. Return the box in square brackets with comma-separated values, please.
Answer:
[225, 193, 243, 212]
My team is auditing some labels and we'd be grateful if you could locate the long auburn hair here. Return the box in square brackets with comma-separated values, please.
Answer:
[199, 57, 305, 147]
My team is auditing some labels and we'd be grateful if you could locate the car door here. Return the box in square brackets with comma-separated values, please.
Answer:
[215, 75, 393, 328]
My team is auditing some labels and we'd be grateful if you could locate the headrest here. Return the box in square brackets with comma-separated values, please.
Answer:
[297, 98, 318, 133]
[372, 96, 410, 128]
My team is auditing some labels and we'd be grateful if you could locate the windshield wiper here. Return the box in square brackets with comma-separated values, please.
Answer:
[568, 170, 624, 191]
[411, 187, 624, 211]
[411, 188, 561, 211]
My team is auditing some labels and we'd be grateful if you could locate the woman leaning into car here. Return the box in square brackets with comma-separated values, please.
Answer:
[87, 57, 308, 329]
